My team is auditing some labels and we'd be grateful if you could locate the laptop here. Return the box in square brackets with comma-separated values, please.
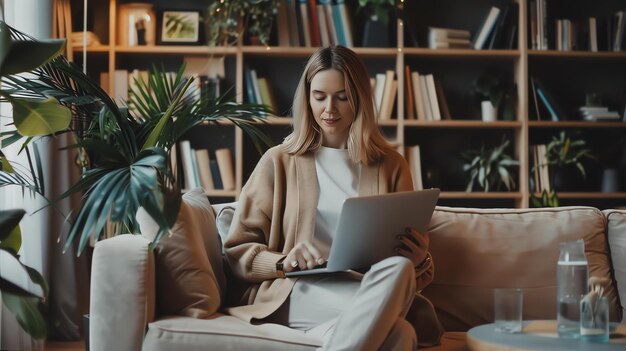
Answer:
[285, 188, 440, 277]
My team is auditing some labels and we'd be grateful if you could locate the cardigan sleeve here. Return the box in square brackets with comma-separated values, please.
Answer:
[224, 149, 285, 283]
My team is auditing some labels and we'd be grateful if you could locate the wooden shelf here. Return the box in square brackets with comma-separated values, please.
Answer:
[115, 45, 238, 55]
[404, 120, 522, 128]
[528, 121, 626, 128]
[68, 0, 626, 207]
[555, 193, 626, 199]
[71, 45, 110, 53]
[403, 48, 520, 59]
[528, 50, 626, 59]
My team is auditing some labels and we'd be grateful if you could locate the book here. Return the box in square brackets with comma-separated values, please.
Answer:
[179, 140, 198, 190]
[434, 79, 451, 120]
[285, 0, 300, 46]
[373, 73, 386, 115]
[425, 74, 441, 120]
[533, 77, 566, 121]
[406, 145, 423, 190]
[249, 69, 263, 106]
[316, 3, 331, 46]
[195, 149, 215, 191]
[472, 6, 501, 49]
[215, 148, 235, 191]
[410, 71, 427, 121]
[488, 3, 512, 49]
[336, 0, 353, 47]
[210, 159, 223, 190]
[404, 66, 415, 120]
[307, 0, 321, 46]
[418, 75, 433, 120]
[276, 0, 290, 46]
[298, 0, 312, 47]
[114, 69, 128, 106]
[378, 70, 396, 120]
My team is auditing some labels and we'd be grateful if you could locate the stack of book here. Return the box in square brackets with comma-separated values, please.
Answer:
[404, 68, 451, 121]
[579, 106, 621, 122]
[427, 27, 470, 49]
[245, 66, 279, 114]
[178, 141, 236, 192]
[371, 70, 398, 121]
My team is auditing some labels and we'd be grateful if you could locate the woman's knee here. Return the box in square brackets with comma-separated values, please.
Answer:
[374, 256, 415, 279]
[382, 318, 417, 351]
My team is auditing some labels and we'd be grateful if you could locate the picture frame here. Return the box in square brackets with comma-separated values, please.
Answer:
[161, 11, 200, 43]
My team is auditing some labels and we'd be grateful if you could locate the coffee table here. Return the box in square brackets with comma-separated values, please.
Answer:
[467, 320, 626, 351]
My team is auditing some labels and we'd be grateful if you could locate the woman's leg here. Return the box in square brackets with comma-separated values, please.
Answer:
[323, 256, 417, 351]
[379, 319, 417, 351]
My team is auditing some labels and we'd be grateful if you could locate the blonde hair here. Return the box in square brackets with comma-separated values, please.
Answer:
[282, 45, 393, 165]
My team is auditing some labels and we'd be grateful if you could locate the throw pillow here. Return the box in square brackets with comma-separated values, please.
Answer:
[137, 187, 224, 318]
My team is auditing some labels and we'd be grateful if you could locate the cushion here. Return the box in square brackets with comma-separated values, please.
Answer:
[142, 315, 321, 351]
[422, 206, 621, 331]
[604, 209, 626, 323]
[137, 188, 225, 318]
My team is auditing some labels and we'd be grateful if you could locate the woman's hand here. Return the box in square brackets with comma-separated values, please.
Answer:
[283, 242, 326, 272]
[396, 227, 429, 267]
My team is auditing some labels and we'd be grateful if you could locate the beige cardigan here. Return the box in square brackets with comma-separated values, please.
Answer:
[224, 145, 435, 322]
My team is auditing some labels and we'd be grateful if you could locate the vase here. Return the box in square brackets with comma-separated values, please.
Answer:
[117, 3, 156, 46]
[481, 101, 497, 122]
[362, 15, 390, 47]
[601, 168, 620, 192]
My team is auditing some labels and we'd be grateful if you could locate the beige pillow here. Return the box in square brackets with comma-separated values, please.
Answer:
[137, 188, 223, 318]
[422, 206, 621, 331]
[604, 209, 626, 323]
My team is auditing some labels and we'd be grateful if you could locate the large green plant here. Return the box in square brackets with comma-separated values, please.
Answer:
[1, 22, 271, 255]
[462, 137, 520, 192]
[0, 210, 48, 339]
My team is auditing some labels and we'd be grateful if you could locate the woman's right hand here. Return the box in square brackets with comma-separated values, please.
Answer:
[283, 242, 326, 272]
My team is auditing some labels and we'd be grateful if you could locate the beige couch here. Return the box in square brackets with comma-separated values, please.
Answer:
[89, 189, 625, 351]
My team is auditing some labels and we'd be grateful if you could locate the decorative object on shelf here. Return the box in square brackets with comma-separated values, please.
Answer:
[600, 168, 620, 193]
[117, 2, 156, 46]
[462, 137, 519, 192]
[543, 131, 596, 191]
[0, 21, 271, 257]
[474, 68, 516, 121]
[161, 10, 200, 43]
[359, 0, 396, 47]
[207, 0, 279, 46]
[481, 100, 497, 122]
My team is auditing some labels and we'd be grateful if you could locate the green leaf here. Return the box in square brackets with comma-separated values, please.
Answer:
[0, 150, 15, 172]
[0, 209, 25, 242]
[1, 291, 47, 339]
[0, 22, 10, 71]
[0, 225, 21, 253]
[10, 97, 71, 136]
[0, 38, 65, 76]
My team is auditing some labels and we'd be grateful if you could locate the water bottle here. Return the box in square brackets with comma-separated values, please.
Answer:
[557, 240, 588, 338]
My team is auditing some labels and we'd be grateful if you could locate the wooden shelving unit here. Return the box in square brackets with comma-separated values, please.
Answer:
[66, 0, 626, 208]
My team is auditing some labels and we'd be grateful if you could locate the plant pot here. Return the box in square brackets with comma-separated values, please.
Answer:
[601, 168, 620, 192]
[362, 16, 390, 47]
[481, 101, 497, 122]
[551, 166, 585, 192]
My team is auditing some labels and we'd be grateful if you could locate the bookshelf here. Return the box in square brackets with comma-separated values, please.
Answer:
[64, 0, 626, 209]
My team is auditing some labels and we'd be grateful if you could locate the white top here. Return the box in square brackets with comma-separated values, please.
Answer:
[313, 146, 360, 258]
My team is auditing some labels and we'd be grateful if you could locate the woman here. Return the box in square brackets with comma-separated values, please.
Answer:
[224, 46, 434, 351]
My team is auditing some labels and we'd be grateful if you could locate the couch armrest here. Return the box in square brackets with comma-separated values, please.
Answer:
[90, 234, 155, 351]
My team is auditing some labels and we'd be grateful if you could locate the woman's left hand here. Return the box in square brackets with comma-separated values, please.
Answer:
[396, 227, 429, 267]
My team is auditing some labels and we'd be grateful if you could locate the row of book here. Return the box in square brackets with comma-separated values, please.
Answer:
[177, 141, 236, 192]
[245, 67, 279, 114]
[554, 13, 626, 52]
[371, 71, 398, 121]
[531, 0, 625, 51]
[276, 0, 353, 48]
[404, 68, 450, 121]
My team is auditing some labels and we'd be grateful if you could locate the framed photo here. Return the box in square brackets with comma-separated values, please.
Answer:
[161, 11, 200, 43]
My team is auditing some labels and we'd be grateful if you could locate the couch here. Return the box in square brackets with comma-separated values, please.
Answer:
[89, 189, 625, 351]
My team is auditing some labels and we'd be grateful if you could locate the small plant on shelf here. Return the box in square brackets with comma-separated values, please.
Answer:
[462, 137, 520, 192]
[207, 0, 279, 46]
[474, 68, 516, 121]
[543, 131, 595, 190]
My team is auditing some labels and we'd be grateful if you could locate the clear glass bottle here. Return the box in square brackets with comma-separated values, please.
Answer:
[557, 240, 588, 338]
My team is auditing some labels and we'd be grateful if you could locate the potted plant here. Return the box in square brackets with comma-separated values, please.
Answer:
[359, 0, 396, 47]
[462, 137, 520, 192]
[1, 21, 271, 256]
[474, 68, 516, 121]
[207, 0, 279, 46]
[542, 131, 595, 191]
